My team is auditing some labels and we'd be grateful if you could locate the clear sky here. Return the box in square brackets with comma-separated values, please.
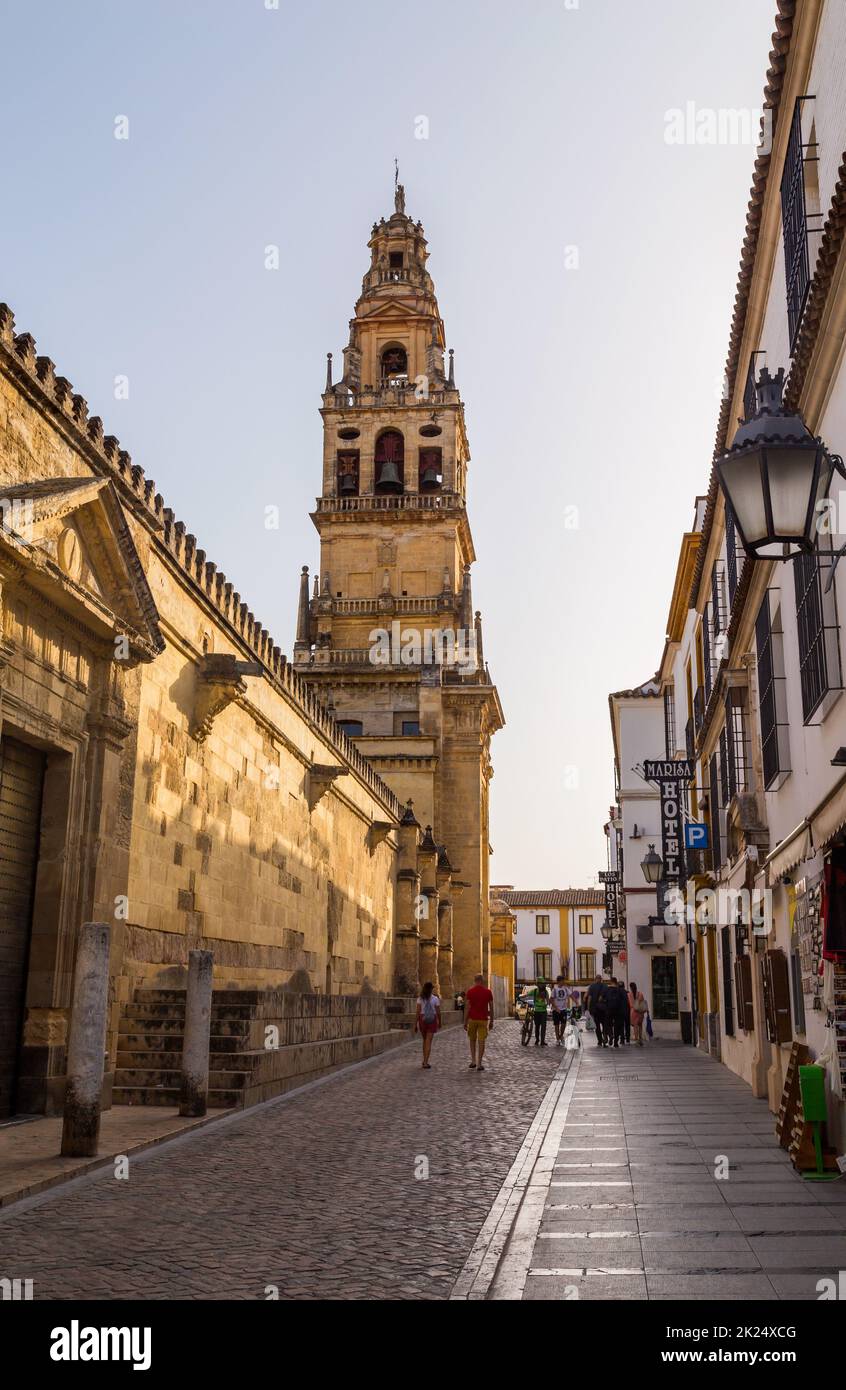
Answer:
[1, 0, 777, 889]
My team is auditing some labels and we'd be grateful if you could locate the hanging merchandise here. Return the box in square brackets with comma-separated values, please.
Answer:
[822, 846, 846, 961]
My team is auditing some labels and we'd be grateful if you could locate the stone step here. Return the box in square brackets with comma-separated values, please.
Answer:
[111, 1086, 239, 1109]
[123, 1003, 254, 1022]
[113, 1068, 249, 1089]
[117, 1032, 248, 1052]
[134, 988, 269, 1006]
[118, 1018, 250, 1038]
[116, 1050, 260, 1071]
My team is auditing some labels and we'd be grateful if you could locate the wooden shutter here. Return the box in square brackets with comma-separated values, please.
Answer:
[733, 954, 754, 1032]
[762, 948, 793, 1044]
[721, 926, 734, 1037]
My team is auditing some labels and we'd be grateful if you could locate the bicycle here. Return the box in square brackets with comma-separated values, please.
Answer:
[520, 1002, 535, 1046]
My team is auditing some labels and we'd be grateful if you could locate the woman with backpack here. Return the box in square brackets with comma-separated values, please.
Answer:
[415, 982, 442, 1068]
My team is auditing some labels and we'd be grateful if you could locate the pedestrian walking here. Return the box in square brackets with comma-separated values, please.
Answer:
[606, 977, 628, 1047]
[532, 978, 550, 1046]
[586, 974, 608, 1046]
[414, 982, 441, 1068]
[630, 984, 648, 1046]
[464, 973, 494, 1071]
[550, 976, 569, 1045]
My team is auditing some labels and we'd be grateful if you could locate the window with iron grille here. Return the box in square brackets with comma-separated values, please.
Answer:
[719, 728, 729, 805]
[725, 511, 744, 609]
[780, 97, 820, 351]
[685, 716, 695, 762]
[664, 687, 676, 759]
[742, 352, 760, 424]
[793, 539, 843, 722]
[693, 685, 705, 734]
[709, 754, 722, 872]
[725, 690, 748, 798]
[755, 590, 791, 789]
[703, 604, 712, 701]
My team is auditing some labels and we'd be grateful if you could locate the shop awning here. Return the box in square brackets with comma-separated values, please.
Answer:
[763, 821, 812, 885]
[811, 772, 846, 850]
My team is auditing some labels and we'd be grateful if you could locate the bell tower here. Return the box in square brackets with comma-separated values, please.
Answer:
[293, 182, 504, 993]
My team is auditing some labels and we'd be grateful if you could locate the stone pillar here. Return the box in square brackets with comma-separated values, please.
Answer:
[179, 950, 214, 1117]
[60, 922, 110, 1157]
[418, 825, 440, 994]
[394, 801, 421, 997]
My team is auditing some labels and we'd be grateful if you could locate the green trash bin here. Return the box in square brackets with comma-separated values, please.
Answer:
[799, 1065, 828, 1122]
[798, 1065, 836, 1179]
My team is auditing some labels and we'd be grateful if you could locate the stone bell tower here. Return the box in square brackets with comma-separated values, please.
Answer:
[293, 182, 504, 992]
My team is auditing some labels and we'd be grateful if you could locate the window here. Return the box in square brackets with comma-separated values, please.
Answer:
[534, 950, 553, 979]
[780, 98, 821, 350]
[535, 915, 550, 934]
[793, 539, 843, 722]
[724, 689, 749, 799]
[578, 914, 592, 935]
[401, 720, 420, 736]
[755, 590, 791, 789]
[337, 719, 363, 737]
[576, 951, 596, 982]
[709, 753, 722, 872]
[389, 252, 404, 269]
[725, 509, 740, 607]
[664, 686, 676, 758]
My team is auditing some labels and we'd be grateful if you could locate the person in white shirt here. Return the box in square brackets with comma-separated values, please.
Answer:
[550, 976, 570, 1045]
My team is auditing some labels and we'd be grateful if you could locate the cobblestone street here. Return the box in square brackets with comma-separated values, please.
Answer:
[0, 1022, 564, 1301]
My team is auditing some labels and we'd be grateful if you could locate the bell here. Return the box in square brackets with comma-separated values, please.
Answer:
[376, 459, 402, 492]
[419, 466, 442, 491]
[338, 471, 357, 495]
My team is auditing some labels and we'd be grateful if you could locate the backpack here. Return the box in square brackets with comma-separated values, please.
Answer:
[420, 994, 437, 1023]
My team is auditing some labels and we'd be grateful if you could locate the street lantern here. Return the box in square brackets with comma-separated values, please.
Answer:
[640, 844, 663, 884]
[715, 366, 842, 559]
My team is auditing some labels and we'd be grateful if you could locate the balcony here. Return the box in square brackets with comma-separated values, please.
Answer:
[324, 386, 457, 410]
[315, 490, 464, 515]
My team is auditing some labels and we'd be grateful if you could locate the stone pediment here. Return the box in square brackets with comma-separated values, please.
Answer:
[0, 476, 164, 658]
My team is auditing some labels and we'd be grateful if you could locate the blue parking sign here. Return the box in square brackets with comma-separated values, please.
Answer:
[685, 822, 709, 850]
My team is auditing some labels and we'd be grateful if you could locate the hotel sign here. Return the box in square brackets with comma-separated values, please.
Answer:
[642, 759, 694, 884]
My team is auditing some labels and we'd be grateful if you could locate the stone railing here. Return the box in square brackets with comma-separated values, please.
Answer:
[315, 491, 464, 515]
[325, 387, 457, 410]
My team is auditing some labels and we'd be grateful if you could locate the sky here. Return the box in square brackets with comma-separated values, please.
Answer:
[1, 0, 777, 889]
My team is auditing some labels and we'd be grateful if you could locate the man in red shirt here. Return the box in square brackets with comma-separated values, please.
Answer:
[464, 973, 494, 1071]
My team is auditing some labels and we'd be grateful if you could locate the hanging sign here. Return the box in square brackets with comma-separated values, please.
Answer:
[642, 759, 694, 884]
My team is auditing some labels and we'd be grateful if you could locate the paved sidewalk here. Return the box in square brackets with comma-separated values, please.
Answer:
[0, 1106, 226, 1208]
[0, 1021, 563, 1301]
[488, 1039, 846, 1301]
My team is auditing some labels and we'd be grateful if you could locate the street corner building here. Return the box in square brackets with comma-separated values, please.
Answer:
[0, 187, 503, 1120]
[604, 0, 846, 1160]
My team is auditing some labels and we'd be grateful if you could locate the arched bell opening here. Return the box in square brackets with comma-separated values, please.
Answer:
[418, 447, 443, 492]
[337, 450, 359, 497]
[374, 430, 404, 494]
[380, 345, 408, 387]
